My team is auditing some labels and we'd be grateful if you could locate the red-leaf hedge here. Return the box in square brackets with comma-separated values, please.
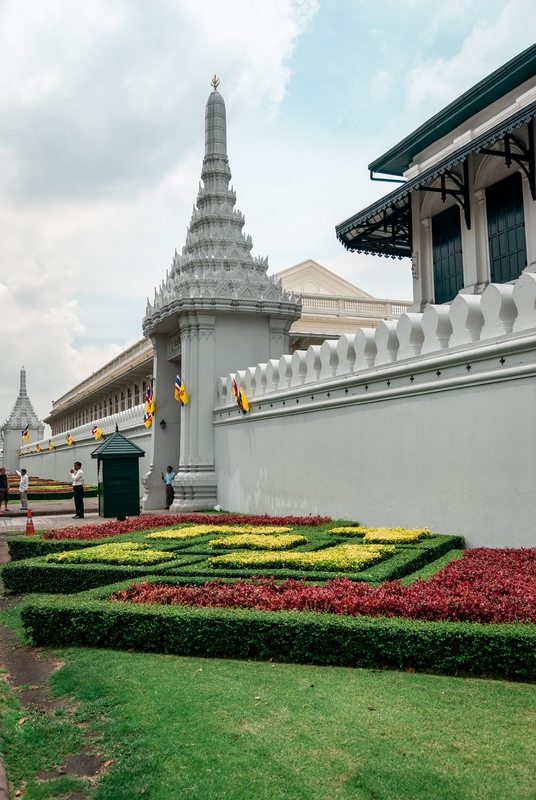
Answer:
[42, 514, 332, 540]
[110, 548, 536, 625]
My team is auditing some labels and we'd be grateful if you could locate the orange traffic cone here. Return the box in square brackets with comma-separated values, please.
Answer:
[25, 509, 35, 537]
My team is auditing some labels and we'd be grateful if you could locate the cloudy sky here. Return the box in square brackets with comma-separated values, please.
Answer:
[1, 0, 535, 428]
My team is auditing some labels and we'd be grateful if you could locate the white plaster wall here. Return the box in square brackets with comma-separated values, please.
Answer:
[16, 408, 152, 497]
[214, 375, 535, 548]
[214, 313, 275, 387]
[214, 274, 536, 548]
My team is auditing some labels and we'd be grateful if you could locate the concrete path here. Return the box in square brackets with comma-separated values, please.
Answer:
[0, 500, 175, 533]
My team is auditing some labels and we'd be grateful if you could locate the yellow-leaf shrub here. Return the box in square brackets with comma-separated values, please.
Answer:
[208, 534, 307, 551]
[45, 542, 176, 566]
[208, 544, 395, 572]
[147, 525, 292, 540]
[327, 526, 431, 543]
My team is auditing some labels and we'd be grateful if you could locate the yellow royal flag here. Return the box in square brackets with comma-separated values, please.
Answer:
[36, 445, 42, 452]
[49, 440, 55, 450]
[239, 386, 250, 413]
[174, 373, 188, 405]
[66, 434, 74, 446]
[232, 379, 250, 414]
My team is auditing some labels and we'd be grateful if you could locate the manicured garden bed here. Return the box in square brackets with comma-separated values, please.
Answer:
[6, 476, 98, 500]
[3, 518, 464, 592]
[20, 579, 536, 679]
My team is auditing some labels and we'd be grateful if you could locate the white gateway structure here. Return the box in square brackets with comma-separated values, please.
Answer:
[22, 49, 536, 546]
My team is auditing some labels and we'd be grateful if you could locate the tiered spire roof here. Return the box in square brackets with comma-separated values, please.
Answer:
[2, 367, 44, 430]
[144, 78, 301, 331]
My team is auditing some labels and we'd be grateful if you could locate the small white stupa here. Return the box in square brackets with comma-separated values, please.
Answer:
[1, 367, 44, 471]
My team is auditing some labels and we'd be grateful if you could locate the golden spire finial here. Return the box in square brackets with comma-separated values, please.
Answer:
[211, 74, 220, 90]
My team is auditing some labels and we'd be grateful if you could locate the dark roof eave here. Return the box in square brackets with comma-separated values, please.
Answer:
[337, 99, 536, 258]
[369, 44, 536, 176]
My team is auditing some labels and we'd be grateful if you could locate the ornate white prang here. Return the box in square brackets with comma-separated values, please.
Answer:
[143, 86, 301, 333]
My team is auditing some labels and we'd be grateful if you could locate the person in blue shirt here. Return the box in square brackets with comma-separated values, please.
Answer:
[161, 465, 176, 509]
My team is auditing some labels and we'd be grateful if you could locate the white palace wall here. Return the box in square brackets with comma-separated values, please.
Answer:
[19, 406, 152, 496]
[214, 275, 536, 548]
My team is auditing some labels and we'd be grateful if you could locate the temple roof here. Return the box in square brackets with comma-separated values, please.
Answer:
[2, 367, 44, 430]
[143, 78, 301, 333]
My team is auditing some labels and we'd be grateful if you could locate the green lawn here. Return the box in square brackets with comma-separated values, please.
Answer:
[1, 602, 535, 800]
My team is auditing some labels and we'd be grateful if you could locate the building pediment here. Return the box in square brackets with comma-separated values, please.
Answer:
[276, 259, 373, 299]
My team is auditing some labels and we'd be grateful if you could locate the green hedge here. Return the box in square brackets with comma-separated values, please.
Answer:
[20, 584, 536, 680]
[7, 532, 180, 561]
[1, 556, 206, 594]
[4, 534, 465, 591]
[7, 489, 98, 501]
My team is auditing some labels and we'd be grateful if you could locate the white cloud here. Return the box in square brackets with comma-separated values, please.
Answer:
[406, 0, 536, 110]
[0, 0, 319, 424]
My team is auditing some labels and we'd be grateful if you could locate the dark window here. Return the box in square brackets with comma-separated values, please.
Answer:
[432, 205, 464, 304]
[134, 384, 140, 405]
[121, 392, 125, 411]
[127, 388, 132, 409]
[115, 395, 119, 414]
[103, 399, 107, 417]
[486, 172, 527, 283]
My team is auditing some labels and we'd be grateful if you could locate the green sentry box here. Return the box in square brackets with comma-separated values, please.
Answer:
[91, 426, 145, 518]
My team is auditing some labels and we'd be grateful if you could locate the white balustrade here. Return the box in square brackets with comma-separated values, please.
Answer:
[513, 272, 536, 332]
[480, 284, 517, 340]
[374, 320, 400, 365]
[336, 334, 357, 376]
[396, 313, 425, 360]
[450, 295, 485, 346]
[421, 305, 453, 354]
[305, 346, 322, 383]
[277, 354, 293, 390]
[216, 272, 536, 410]
[290, 350, 308, 387]
[354, 329, 377, 371]
[319, 340, 339, 379]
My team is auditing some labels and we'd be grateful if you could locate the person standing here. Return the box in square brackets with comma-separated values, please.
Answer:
[0, 467, 9, 514]
[161, 465, 176, 509]
[16, 468, 28, 510]
[70, 461, 84, 519]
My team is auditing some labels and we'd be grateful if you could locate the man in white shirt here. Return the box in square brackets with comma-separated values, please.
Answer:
[16, 468, 29, 510]
[70, 462, 84, 519]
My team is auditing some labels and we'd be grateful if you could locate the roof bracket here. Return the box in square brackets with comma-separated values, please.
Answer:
[479, 125, 536, 200]
[422, 160, 471, 229]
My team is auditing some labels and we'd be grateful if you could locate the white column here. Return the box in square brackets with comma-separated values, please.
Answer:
[173, 312, 218, 511]
[141, 333, 182, 511]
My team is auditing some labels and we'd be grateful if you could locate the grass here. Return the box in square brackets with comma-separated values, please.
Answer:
[1, 601, 536, 800]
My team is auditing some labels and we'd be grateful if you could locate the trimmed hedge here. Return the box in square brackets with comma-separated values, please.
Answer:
[1, 556, 206, 594]
[7, 489, 98, 501]
[4, 534, 465, 592]
[20, 584, 536, 679]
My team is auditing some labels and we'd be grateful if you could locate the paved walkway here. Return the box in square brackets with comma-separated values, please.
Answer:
[0, 500, 175, 533]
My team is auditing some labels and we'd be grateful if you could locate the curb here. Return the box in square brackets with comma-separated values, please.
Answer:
[0, 749, 7, 799]
[1, 506, 99, 519]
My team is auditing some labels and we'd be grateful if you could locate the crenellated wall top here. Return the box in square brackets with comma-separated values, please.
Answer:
[216, 273, 536, 410]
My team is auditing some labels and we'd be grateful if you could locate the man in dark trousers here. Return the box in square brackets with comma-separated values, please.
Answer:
[70, 461, 84, 519]
[161, 465, 176, 509]
[0, 467, 9, 514]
